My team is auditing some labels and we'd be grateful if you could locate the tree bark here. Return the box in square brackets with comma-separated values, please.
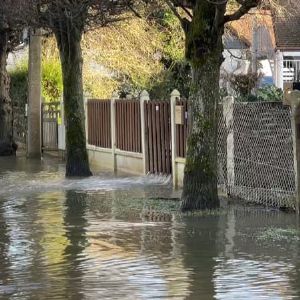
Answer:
[180, 2, 225, 211]
[55, 25, 92, 177]
[181, 58, 221, 211]
[0, 31, 15, 156]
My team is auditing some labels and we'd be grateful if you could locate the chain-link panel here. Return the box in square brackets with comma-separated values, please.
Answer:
[229, 102, 296, 209]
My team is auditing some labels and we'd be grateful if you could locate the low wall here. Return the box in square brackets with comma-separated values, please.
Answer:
[87, 146, 113, 171]
[87, 145, 144, 175]
[174, 158, 185, 188]
[115, 150, 143, 175]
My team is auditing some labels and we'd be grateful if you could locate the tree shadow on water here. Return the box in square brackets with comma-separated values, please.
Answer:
[180, 214, 226, 300]
[63, 190, 89, 299]
[0, 201, 10, 288]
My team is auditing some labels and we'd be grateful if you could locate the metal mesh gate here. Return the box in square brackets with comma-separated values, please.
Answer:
[176, 99, 296, 209]
[227, 102, 296, 209]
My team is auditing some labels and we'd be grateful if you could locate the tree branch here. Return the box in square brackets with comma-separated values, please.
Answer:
[165, 0, 191, 31]
[223, 0, 261, 24]
[180, 5, 193, 19]
[165, 0, 184, 23]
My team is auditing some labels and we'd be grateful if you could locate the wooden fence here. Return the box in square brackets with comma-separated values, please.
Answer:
[87, 100, 111, 148]
[144, 101, 171, 174]
[115, 100, 142, 153]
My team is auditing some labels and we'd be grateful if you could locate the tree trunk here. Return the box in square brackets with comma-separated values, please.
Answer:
[180, 2, 225, 211]
[0, 31, 15, 156]
[181, 58, 221, 211]
[55, 26, 92, 177]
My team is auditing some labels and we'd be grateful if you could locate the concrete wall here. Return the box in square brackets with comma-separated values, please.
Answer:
[87, 145, 143, 175]
[115, 150, 143, 175]
[87, 146, 114, 171]
[174, 158, 185, 188]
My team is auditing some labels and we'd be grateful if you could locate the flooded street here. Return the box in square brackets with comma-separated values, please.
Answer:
[0, 155, 299, 299]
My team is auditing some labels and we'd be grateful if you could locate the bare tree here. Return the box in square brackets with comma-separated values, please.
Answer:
[27, 0, 131, 176]
[164, 0, 281, 211]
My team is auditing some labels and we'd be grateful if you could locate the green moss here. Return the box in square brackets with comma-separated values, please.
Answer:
[257, 227, 300, 242]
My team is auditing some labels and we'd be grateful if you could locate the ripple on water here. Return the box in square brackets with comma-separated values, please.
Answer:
[0, 157, 299, 299]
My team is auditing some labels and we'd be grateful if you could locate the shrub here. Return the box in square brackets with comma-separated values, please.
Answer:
[9, 62, 28, 108]
[256, 84, 283, 102]
[42, 59, 63, 102]
[9, 58, 63, 106]
[229, 73, 262, 97]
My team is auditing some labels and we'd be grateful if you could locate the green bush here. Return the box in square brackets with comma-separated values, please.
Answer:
[9, 58, 63, 106]
[9, 62, 28, 108]
[256, 84, 283, 102]
[42, 59, 63, 102]
[236, 85, 283, 103]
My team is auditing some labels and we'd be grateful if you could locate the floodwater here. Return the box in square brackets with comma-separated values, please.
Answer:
[0, 155, 300, 300]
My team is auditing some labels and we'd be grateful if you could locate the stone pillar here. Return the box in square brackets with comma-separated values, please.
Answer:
[111, 91, 119, 172]
[289, 91, 300, 214]
[140, 90, 149, 174]
[223, 96, 235, 194]
[170, 89, 180, 187]
[27, 29, 42, 158]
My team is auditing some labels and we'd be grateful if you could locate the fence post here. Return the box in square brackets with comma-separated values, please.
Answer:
[84, 93, 89, 145]
[111, 91, 119, 172]
[140, 90, 150, 174]
[223, 96, 235, 194]
[289, 91, 300, 214]
[58, 95, 65, 153]
[171, 89, 180, 187]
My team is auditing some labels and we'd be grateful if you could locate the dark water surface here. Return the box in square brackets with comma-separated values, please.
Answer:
[0, 155, 300, 300]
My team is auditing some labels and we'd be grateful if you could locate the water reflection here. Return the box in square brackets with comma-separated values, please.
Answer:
[63, 191, 88, 299]
[214, 209, 300, 300]
[0, 201, 10, 291]
[0, 156, 299, 299]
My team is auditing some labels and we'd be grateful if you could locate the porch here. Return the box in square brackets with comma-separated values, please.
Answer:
[274, 51, 300, 89]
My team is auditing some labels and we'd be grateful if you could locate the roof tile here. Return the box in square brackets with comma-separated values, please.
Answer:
[273, 0, 300, 50]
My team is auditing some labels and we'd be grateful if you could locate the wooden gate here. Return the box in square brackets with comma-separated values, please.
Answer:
[42, 102, 60, 151]
[144, 101, 171, 174]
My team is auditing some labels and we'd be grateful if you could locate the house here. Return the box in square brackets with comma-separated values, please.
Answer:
[221, 9, 275, 88]
[222, 1, 300, 91]
[273, 0, 300, 89]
